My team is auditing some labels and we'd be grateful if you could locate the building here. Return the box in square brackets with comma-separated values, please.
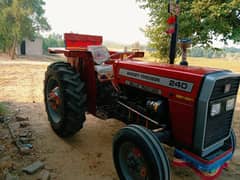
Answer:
[17, 38, 43, 56]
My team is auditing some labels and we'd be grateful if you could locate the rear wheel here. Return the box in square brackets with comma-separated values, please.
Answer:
[113, 124, 170, 180]
[44, 62, 86, 137]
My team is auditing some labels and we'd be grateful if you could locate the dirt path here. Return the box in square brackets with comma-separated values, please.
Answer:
[0, 58, 239, 179]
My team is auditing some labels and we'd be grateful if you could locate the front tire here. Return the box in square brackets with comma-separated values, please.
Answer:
[44, 62, 86, 137]
[230, 129, 236, 154]
[113, 124, 170, 180]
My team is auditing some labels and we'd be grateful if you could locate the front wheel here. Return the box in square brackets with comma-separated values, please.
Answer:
[230, 129, 236, 154]
[113, 124, 170, 180]
[44, 62, 86, 137]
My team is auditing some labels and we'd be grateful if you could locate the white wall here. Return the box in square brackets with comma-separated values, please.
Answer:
[25, 38, 43, 56]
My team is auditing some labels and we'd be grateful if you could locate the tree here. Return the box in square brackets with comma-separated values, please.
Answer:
[137, 0, 240, 62]
[0, 0, 50, 59]
[131, 41, 141, 50]
[189, 47, 204, 57]
[43, 33, 64, 53]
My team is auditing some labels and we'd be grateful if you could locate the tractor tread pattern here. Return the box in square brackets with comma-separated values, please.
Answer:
[113, 125, 170, 180]
[44, 61, 86, 137]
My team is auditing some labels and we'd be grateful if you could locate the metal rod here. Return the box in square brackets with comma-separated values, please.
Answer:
[117, 101, 159, 125]
[169, 0, 180, 64]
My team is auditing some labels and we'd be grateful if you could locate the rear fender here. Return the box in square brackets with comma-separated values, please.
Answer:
[67, 53, 97, 115]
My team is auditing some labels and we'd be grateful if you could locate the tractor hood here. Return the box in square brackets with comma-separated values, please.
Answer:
[114, 60, 227, 99]
[116, 60, 223, 77]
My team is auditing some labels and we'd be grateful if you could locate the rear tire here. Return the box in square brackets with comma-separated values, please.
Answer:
[44, 61, 86, 137]
[113, 124, 170, 180]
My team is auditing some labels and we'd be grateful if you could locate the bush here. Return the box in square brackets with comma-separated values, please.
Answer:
[43, 33, 64, 54]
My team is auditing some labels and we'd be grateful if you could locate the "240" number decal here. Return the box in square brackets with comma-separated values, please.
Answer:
[169, 80, 188, 90]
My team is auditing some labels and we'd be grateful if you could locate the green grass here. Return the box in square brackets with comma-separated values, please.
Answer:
[0, 103, 8, 116]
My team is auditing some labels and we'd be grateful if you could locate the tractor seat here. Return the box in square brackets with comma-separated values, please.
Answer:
[88, 45, 110, 65]
[88, 45, 113, 81]
[94, 64, 113, 81]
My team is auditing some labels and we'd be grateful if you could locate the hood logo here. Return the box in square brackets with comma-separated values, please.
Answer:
[119, 68, 194, 93]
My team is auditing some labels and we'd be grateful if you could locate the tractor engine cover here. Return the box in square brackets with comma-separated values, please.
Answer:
[113, 60, 240, 157]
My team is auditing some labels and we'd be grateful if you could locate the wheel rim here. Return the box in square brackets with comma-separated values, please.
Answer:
[46, 78, 61, 123]
[119, 142, 151, 180]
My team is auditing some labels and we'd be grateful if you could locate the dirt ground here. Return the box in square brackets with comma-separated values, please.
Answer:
[0, 56, 240, 180]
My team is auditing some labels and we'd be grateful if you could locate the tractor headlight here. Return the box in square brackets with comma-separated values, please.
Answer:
[226, 98, 235, 111]
[211, 103, 221, 117]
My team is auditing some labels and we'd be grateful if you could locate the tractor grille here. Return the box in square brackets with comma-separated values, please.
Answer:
[204, 77, 240, 148]
[204, 110, 233, 148]
[210, 77, 240, 100]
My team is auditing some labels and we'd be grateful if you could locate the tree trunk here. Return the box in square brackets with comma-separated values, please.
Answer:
[8, 47, 11, 56]
[10, 37, 17, 60]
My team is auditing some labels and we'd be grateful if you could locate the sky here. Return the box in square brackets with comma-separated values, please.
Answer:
[44, 0, 149, 44]
[44, 0, 240, 48]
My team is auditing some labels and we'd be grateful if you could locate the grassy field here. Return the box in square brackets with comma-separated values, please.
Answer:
[143, 54, 240, 73]
[186, 57, 240, 73]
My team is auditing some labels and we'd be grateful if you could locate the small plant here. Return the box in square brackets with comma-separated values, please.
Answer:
[0, 103, 8, 116]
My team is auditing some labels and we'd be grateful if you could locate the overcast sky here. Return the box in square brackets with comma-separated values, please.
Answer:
[44, 0, 240, 48]
[44, 0, 149, 44]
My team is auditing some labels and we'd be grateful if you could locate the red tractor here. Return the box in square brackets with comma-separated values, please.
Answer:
[44, 32, 239, 179]
[44, 4, 240, 179]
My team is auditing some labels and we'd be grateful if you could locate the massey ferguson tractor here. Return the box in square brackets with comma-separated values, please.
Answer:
[44, 2, 240, 180]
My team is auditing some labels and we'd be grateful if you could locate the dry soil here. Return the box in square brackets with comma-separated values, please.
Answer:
[0, 56, 239, 180]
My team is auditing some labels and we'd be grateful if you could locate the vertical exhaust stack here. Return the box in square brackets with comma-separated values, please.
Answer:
[179, 39, 191, 66]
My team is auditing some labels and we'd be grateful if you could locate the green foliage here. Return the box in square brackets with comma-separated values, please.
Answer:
[0, 0, 50, 59]
[189, 47, 240, 58]
[43, 33, 64, 53]
[224, 47, 240, 53]
[189, 47, 226, 58]
[189, 47, 204, 57]
[0, 103, 8, 116]
[103, 41, 146, 51]
[137, 0, 240, 62]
